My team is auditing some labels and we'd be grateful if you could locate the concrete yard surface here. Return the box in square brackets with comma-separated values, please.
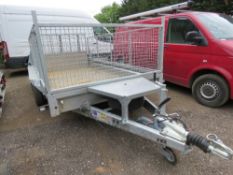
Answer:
[0, 70, 233, 175]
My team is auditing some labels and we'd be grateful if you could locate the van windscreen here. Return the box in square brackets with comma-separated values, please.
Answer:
[196, 13, 233, 40]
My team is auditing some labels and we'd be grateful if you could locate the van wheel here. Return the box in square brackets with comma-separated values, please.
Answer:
[192, 74, 229, 107]
[31, 84, 47, 107]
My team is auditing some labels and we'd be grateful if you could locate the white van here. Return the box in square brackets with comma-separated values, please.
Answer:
[0, 5, 102, 68]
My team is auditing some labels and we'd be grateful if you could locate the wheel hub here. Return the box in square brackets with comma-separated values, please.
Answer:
[200, 82, 219, 100]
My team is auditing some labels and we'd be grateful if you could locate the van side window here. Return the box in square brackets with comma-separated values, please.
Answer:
[167, 18, 199, 44]
[93, 27, 112, 43]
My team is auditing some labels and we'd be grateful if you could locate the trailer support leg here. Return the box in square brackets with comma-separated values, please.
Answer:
[120, 99, 130, 124]
[159, 83, 168, 115]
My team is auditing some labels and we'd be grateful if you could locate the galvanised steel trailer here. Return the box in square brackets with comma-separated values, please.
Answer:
[28, 11, 233, 165]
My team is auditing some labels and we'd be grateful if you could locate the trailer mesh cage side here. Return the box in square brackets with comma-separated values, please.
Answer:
[29, 21, 164, 91]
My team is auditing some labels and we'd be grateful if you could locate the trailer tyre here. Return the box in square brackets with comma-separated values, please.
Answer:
[31, 84, 47, 107]
[192, 74, 229, 107]
[161, 147, 177, 165]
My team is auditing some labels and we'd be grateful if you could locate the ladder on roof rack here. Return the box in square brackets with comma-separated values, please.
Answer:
[119, 1, 193, 21]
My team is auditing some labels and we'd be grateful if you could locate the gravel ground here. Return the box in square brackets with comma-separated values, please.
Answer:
[0, 70, 232, 175]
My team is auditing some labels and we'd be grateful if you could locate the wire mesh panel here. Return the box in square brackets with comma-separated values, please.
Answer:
[113, 27, 160, 70]
[30, 22, 164, 91]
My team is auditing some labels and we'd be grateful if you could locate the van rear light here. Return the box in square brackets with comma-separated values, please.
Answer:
[0, 41, 9, 62]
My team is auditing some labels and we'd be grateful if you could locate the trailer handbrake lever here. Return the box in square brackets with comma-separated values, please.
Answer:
[153, 97, 171, 117]
[158, 97, 171, 110]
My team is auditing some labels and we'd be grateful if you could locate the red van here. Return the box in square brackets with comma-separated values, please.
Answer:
[117, 12, 233, 107]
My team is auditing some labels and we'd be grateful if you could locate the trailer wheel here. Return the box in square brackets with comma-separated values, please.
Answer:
[192, 74, 229, 107]
[161, 147, 177, 165]
[31, 84, 47, 107]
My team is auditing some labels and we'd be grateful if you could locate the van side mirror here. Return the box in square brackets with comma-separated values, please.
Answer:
[185, 31, 206, 46]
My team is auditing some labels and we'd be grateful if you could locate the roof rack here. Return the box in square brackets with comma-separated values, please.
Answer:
[119, 1, 193, 21]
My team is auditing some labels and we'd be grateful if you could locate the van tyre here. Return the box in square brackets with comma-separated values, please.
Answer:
[31, 84, 47, 107]
[192, 74, 229, 107]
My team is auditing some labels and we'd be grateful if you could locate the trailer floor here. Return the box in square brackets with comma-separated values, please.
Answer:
[0, 70, 233, 175]
[45, 53, 133, 90]
[48, 64, 132, 90]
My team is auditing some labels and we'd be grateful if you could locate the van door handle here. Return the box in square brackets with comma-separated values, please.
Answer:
[164, 45, 168, 49]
